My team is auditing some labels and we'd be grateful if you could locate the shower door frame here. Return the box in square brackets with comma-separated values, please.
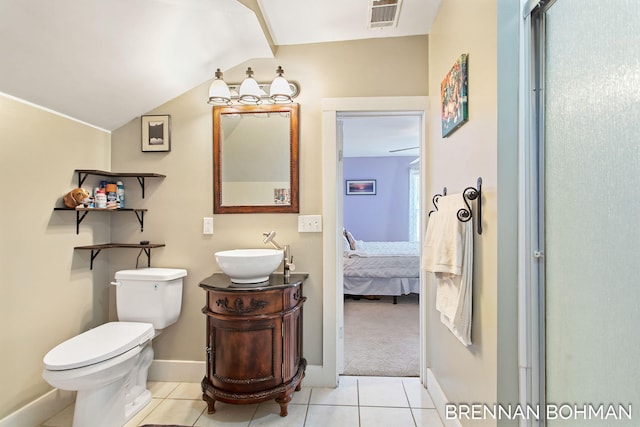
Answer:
[519, 0, 553, 424]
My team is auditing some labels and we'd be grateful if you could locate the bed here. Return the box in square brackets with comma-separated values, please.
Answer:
[343, 230, 420, 303]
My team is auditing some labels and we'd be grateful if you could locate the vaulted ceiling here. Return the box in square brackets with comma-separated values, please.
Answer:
[0, 0, 441, 131]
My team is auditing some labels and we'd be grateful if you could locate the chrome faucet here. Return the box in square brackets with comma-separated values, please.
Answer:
[263, 231, 295, 280]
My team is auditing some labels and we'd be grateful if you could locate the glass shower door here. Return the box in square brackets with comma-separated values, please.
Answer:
[541, 0, 640, 424]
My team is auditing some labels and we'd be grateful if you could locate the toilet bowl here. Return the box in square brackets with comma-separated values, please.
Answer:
[42, 268, 187, 427]
[43, 322, 155, 427]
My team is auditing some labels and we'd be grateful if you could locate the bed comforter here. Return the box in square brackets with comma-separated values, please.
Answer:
[343, 241, 420, 296]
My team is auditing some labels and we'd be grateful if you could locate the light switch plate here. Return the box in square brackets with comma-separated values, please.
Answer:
[203, 217, 214, 234]
[298, 215, 322, 232]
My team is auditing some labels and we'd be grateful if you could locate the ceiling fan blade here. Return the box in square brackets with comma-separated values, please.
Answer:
[389, 146, 419, 153]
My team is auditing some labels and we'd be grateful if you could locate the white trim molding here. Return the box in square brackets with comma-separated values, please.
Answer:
[426, 369, 463, 427]
[0, 388, 74, 427]
[321, 96, 430, 387]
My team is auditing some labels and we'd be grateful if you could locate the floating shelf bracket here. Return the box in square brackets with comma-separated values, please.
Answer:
[137, 176, 147, 198]
[75, 210, 90, 234]
[134, 210, 145, 232]
[88, 248, 102, 270]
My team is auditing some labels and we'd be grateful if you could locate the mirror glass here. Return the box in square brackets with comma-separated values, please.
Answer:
[213, 104, 299, 213]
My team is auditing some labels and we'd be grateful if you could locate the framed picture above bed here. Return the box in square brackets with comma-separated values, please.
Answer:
[346, 179, 376, 195]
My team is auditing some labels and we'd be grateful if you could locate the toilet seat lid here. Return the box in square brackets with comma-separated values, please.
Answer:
[44, 322, 155, 371]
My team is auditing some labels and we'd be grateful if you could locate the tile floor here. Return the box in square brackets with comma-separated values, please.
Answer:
[40, 376, 444, 427]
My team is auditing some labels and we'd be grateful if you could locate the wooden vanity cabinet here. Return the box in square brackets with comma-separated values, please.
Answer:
[199, 273, 307, 417]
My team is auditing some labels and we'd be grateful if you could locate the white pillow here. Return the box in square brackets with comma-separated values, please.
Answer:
[343, 234, 351, 252]
[344, 229, 356, 250]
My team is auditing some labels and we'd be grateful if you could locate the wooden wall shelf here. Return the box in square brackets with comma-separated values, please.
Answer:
[74, 169, 165, 198]
[58, 169, 166, 269]
[74, 243, 165, 269]
[54, 208, 148, 234]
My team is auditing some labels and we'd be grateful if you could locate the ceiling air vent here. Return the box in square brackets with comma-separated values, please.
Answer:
[369, 0, 402, 29]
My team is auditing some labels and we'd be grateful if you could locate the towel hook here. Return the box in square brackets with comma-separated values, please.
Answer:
[428, 187, 447, 216]
[428, 178, 482, 235]
[459, 177, 482, 235]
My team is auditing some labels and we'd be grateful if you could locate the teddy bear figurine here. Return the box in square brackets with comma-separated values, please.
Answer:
[63, 188, 91, 208]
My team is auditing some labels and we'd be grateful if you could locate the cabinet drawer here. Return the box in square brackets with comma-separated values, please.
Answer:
[208, 290, 282, 316]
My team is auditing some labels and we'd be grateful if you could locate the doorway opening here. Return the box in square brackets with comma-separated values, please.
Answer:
[339, 112, 422, 377]
[320, 96, 429, 386]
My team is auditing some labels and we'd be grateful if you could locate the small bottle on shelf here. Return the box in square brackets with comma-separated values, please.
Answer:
[106, 183, 117, 209]
[95, 188, 107, 208]
[116, 181, 125, 208]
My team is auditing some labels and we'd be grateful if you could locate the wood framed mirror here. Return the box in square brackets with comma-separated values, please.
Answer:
[213, 103, 299, 213]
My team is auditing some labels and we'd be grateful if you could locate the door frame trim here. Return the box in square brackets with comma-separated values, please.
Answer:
[321, 96, 430, 386]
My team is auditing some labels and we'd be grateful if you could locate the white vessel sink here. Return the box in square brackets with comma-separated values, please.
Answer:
[214, 249, 284, 283]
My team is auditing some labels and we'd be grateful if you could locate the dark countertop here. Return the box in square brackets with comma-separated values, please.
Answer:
[199, 272, 308, 291]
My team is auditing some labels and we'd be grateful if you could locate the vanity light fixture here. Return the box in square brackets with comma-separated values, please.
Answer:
[207, 69, 231, 105]
[269, 66, 293, 103]
[207, 66, 299, 105]
[238, 67, 264, 104]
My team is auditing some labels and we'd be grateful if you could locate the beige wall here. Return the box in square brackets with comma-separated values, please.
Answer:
[0, 94, 111, 416]
[0, 36, 428, 420]
[0, 10, 519, 422]
[0, 5, 525, 420]
[426, 0, 499, 424]
[0, 3, 528, 423]
[109, 36, 429, 366]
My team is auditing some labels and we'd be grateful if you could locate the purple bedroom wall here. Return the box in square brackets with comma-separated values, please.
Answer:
[343, 156, 415, 242]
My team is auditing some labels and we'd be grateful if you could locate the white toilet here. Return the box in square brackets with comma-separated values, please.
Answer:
[42, 268, 187, 427]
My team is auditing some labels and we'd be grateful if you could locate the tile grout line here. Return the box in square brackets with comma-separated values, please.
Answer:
[356, 379, 362, 427]
[190, 397, 207, 427]
[401, 378, 419, 427]
[298, 384, 314, 426]
[247, 399, 259, 426]
[301, 389, 311, 427]
[136, 382, 179, 427]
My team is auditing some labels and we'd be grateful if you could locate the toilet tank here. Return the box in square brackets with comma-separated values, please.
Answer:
[113, 268, 188, 329]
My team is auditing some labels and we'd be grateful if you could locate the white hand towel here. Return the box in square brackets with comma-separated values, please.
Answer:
[438, 220, 473, 346]
[422, 195, 465, 275]
[422, 194, 474, 346]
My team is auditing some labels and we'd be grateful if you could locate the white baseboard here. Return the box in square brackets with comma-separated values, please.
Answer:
[2, 361, 326, 427]
[300, 365, 325, 387]
[149, 359, 326, 387]
[426, 368, 463, 427]
[0, 388, 74, 427]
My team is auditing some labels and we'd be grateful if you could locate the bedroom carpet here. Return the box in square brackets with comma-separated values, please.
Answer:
[343, 294, 420, 377]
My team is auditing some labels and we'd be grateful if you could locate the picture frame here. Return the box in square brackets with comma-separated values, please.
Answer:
[274, 188, 291, 205]
[346, 179, 376, 195]
[441, 53, 469, 137]
[141, 115, 171, 152]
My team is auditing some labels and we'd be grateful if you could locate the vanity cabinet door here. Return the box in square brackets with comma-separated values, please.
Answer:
[207, 314, 282, 393]
[281, 304, 303, 383]
[200, 274, 307, 417]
